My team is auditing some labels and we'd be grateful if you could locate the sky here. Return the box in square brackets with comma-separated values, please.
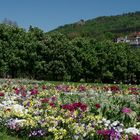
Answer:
[0, 0, 140, 32]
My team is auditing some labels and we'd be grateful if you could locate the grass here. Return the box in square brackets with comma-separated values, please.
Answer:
[0, 132, 20, 140]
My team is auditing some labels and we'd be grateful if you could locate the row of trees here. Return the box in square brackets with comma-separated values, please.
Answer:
[0, 24, 140, 83]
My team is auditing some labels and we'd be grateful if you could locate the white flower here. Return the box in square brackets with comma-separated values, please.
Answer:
[105, 120, 111, 124]
[102, 118, 110, 124]
[102, 118, 107, 122]
[10, 104, 28, 114]
[104, 120, 111, 127]
[116, 126, 123, 133]
[124, 127, 140, 135]
[111, 121, 120, 126]
[107, 90, 112, 94]
[0, 103, 4, 108]
[7, 118, 26, 128]
[109, 121, 124, 133]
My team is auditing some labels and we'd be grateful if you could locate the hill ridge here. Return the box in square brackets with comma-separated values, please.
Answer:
[50, 11, 140, 40]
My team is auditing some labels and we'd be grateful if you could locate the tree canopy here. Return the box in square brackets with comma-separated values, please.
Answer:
[1, 12, 140, 83]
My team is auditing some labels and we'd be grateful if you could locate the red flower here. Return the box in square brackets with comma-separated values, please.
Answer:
[42, 85, 47, 90]
[95, 103, 101, 109]
[0, 92, 4, 96]
[80, 104, 87, 111]
[21, 93, 26, 97]
[49, 102, 55, 107]
[61, 102, 87, 112]
[132, 135, 140, 140]
[110, 85, 119, 92]
[41, 98, 49, 103]
[15, 88, 20, 95]
[97, 129, 112, 135]
[30, 89, 38, 95]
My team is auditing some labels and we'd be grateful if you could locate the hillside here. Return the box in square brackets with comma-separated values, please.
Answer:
[51, 11, 140, 40]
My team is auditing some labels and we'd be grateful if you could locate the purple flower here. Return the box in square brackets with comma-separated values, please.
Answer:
[27, 102, 30, 106]
[97, 129, 121, 140]
[29, 129, 46, 137]
[55, 85, 63, 91]
[91, 122, 94, 128]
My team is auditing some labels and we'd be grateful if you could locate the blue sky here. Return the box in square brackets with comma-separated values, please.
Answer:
[0, 0, 140, 32]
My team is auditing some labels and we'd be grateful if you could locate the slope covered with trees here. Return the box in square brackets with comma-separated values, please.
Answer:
[51, 11, 140, 40]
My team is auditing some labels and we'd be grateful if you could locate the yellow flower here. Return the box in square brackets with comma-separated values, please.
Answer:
[26, 119, 36, 128]
[65, 117, 74, 124]
[34, 116, 41, 121]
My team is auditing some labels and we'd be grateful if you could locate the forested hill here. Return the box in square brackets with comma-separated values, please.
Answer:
[51, 11, 140, 40]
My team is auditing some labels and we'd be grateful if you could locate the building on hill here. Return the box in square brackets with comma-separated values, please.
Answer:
[116, 32, 140, 46]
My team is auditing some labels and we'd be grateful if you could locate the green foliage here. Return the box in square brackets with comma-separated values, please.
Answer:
[0, 12, 140, 83]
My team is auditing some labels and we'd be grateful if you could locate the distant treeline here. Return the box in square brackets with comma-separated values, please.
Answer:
[0, 24, 140, 83]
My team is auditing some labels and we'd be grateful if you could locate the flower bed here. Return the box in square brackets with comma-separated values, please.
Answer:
[0, 79, 140, 139]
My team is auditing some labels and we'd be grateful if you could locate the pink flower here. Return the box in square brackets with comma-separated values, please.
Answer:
[122, 107, 132, 114]
[78, 85, 86, 92]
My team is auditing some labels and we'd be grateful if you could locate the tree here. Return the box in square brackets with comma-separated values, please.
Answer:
[70, 37, 98, 82]
[42, 32, 70, 80]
